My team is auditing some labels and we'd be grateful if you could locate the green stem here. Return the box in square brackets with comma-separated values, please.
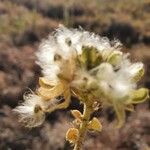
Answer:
[73, 103, 93, 150]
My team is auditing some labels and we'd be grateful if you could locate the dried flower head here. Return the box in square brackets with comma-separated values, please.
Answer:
[14, 93, 61, 127]
[14, 25, 149, 149]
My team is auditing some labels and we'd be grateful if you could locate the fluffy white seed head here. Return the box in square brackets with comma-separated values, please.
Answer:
[14, 93, 60, 127]
[14, 25, 147, 129]
[36, 25, 144, 103]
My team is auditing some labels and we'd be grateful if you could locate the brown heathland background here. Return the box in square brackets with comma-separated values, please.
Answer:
[0, 0, 150, 150]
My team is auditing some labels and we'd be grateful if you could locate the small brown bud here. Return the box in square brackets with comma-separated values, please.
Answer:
[66, 128, 79, 143]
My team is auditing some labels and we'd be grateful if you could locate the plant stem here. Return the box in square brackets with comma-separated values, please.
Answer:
[73, 103, 93, 150]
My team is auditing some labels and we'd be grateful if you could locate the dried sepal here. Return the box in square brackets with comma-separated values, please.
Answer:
[45, 88, 71, 113]
[88, 117, 102, 132]
[39, 77, 55, 88]
[71, 110, 82, 120]
[38, 81, 65, 100]
[66, 128, 79, 144]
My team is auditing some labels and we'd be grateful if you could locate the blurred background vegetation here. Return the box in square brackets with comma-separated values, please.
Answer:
[0, 0, 149, 150]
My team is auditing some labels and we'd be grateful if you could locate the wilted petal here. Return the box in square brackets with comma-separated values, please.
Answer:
[131, 88, 149, 104]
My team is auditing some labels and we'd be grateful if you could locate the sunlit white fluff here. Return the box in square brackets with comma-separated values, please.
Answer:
[14, 93, 59, 127]
[36, 25, 144, 102]
[36, 25, 121, 83]
[96, 62, 136, 101]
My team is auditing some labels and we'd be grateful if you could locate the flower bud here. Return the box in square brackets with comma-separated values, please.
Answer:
[71, 110, 82, 120]
[66, 128, 79, 143]
[107, 51, 122, 66]
[79, 46, 102, 70]
[131, 88, 149, 104]
[88, 117, 102, 132]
